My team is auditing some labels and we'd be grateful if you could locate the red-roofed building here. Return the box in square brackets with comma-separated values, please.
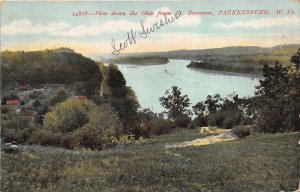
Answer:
[75, 96, 87, 100]
[6, 100, 20, 105]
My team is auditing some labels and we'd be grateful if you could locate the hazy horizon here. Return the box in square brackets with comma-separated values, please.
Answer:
[1, 0, 300, 59]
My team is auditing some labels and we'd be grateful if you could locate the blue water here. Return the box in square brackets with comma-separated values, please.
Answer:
[117, 60, 260, 113]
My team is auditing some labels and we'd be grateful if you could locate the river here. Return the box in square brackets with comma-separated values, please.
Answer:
[117, 60, 260, 113]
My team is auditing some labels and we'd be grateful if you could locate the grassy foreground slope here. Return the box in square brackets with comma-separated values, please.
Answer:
[2, 129, 299, 192]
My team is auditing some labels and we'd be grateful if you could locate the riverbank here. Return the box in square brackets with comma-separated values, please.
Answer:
[113, 56, 169, 65]
[187, 60, 263, 75]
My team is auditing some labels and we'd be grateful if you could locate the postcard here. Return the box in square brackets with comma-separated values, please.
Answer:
[1, 0, 299, 191]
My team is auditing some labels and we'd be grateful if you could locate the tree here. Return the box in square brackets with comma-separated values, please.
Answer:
[43, 99, 95, 133]
[254, 61, 300, 133]
[255, 62, 289, 97]
[49, 87, 70, 106]
[111, 87, 140, 134]
[159, 86, 191, 120]
[107, 64, 126, 87]
[192, 93, 245, 128]
[106, 64, 140, 135]
[193, 101, 206, 116]
[69, 103, 123, 149]
[290, 48, 300, 70]
[204, 94, 222, 114]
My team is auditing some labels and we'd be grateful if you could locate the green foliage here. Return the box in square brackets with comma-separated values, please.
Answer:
[69, 104, 123, 149]
[174, 114, 191, 128]
[43, 99, 95, 133]
[69, 81, 87, 95]
[1, 113, 34, 143]
[290, 48, 300, 69]
[34, 100, 51, 125]
[107, 64, 126, 88]
[1, 106, 11, 114]
[137, 108, 175, 137]
[254, 61, 300, 133]
[142, 119, 176, 136]
[29, 130, 63, 147]
[159, 86, 192, 120]
[193, 93, 245, 129]
[110, 86, 128, 97]
[204, 94, 221, 114]
[106, 65, 141, 135]
[232, 125, 253, 138]
[28, 103, 123, 150]
[49, 87, 70, 106]
[111, 87, 140, 134]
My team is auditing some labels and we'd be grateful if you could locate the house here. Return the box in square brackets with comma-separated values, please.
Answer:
[75, 96, 87, 100]
[6, 99, 21, 111]
[6, 100, 20, 105]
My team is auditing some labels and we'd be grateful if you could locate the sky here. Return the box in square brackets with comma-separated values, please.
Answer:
[1, 0, 300, 59]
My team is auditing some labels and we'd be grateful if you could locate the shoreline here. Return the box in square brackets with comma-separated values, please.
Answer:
[113, 59, 263, 78]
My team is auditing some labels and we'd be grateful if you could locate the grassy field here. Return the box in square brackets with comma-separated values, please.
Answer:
[1, 128, 299, 192]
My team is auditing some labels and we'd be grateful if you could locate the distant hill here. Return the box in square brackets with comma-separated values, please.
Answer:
[1, 48, 103, 95]
[121, 44, 300, 60]
[113, 56, 169, 65]
[117, 44, 300, 74]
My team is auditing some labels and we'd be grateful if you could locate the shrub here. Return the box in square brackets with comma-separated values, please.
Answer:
[43, 99, 95, 133]
[231, 125, 252, 138]
[1, 106, 10, 114]
[71, 104, 122, 149]
[49, 87, 70, 106]
[68, 128, 103, 150]
[222, 117, 234, 129]
[174, 115, 191, 128]
[142, 119, 176, 136]
[191, 116, 208, 128]
[64, 104, 122, 150]
[1, 113, 32, 143]
[207, 112, 224, 127]
[29, 130, 62, 146]
[222, 111, 241, 129]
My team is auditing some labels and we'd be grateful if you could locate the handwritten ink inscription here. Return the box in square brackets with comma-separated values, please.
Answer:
[111, 10, 183, 55]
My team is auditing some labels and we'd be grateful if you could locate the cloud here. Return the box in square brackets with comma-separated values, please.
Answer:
[143, 7, 201, 27]
[216, 16, 300, 29]
[1, 20, 69, 35]
[1, 7, 201, 37]
[176, 14, 201, 26]
[54, 7, 201, 37]
[51, 20, 141, 37]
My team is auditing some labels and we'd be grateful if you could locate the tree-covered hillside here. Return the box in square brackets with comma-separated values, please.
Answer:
[1, 48, 102, 95]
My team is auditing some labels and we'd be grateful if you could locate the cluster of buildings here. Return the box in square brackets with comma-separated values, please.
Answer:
[2, 83, 89, 123]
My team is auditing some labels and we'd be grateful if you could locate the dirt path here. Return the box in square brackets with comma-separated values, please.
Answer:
[165, 127, 237, 149]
